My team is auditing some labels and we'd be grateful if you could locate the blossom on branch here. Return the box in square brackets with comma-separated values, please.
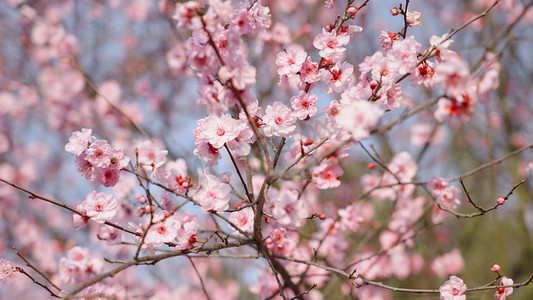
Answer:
[439, 276, 467, 300]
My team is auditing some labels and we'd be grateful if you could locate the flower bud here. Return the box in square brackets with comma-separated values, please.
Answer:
[346, 6, 358, 19]
[491, 263, 502, 273]
[353, 276, 364, 288]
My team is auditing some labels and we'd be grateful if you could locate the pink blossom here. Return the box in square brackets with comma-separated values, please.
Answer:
[193, 141, 222, 166]
[0, 259, 13, 281]
[324, 0, 335, 8]
[389, 196, 425, 232]
[65, 128, 93, 156]
[430, 34, 454, 62]
[435, 55, 472, 99]
[427, 176, 461, 209]
[228, 206, 254, 234]
[434, 95, 476, 130]
[167, 43, 190, 74]
[158, 159, 190, 193]
[249, 1, 271, 32]
[266, 228, 288, 250]
[430, 249, 465, 277]
[323, 100, 342, 119]
[172, 2, 200, 29]
[387, 36, 421, 75]
[80, 191, 118, 223]
[335, 101, 384, 141]
[324, 61, 354, 93]
[175, 213, 199, 250]
[410, 60, 437, 88]
[299, 57, 321, 84]
[263, 101, 296, 138]
[146, 212, 181, 247]
[291, 91, 318, 120]
[250, 270, 282, 298]
[59, 247, 103, 284]
[86, 140, 113, 168]
[97, 226, 121, 245]
[219, 60, 257, 91]
[271, 188, 308, 229]
[276, 45, 307, 76]
[313, 28, 350, 60]
[439, 276, 467, 300]
[230, 9, 254, 35]
[380, 83, 403, 110]
[338, 201, 374, 232]
[200, 114, 243, 149]
[387, 151, 418, 182]
[379, 30, 398, 51]
[312, 161, 343, 190]
[227, 123, 254, 157]
[193, 168, 231, 212]
[494, 276, 513, 300]
[406, 11, 422, 27]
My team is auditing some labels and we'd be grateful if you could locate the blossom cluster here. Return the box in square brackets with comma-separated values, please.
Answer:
[65, 128, 130, 187]
[59, 247, 103, 284]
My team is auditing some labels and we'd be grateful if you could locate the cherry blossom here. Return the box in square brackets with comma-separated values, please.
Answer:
[290, 91, 318, 120]
[494, 276, 513, 300]
[439, 276, 467, 300]
[335, 101, 384, 141]
[0, 259, 13, 281]
[312, 160, 344, 190]
[262, 101, 296, 138]
[299, 57, 322, 84]
[79, 191, 118, 224]
[228, 206, 254, 234]
[200, 114, 243, 149]
[276, 45, 307, 77]
[59, 247, 103, 284]
[193, 168, 231, 212]
[430, 249, 465, 277]
[65, 128, 93, 156]
[406, 11, 422, 27]
[324, 61, 354, 93]
[313, 28, 350, 61]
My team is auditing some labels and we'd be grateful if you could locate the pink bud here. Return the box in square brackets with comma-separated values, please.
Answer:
[491, 263, 502, 273]
[370, 81, 379, 90]
[302, 137, 314, 146]
[391, 7, 399, 16]
[221, 173, 231, 184]
[136, 207, 145, 217]
[368, 163, 376, 169]
[497, 197, 505, 205]
[318, 213, 326, 220]
[346, 5, 358, 18]
[353, 277, 364, 288]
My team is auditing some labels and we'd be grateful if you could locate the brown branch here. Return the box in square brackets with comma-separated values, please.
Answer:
[0, 178, 137, 235]
[188, 257, 211, 300]
[14, 247, 61, 291]
[15, 266, 60, 298]
[62, 239, 253, 299]
[450, 144, 533, 181]
[434, 179, 526, 218]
